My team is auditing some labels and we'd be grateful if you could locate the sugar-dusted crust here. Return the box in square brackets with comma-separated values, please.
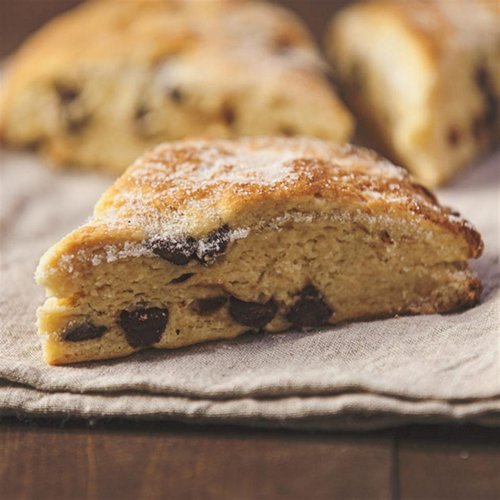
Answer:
[1, 0, 353, 173]
[327, 0, 500, 187]
[35, 137, 483, 364]
[37, 137, 482, 285]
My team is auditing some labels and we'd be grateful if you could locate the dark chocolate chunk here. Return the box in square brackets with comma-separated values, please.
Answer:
[64, 113, 90, 134]
[474, 65, 498, 128]
[286, 284, 333, 327]
[169, 87, 183, 103]
[193, 295, 228, 315]
[54, 82, 80, 104]
[151, 236, 197, 265]
[475, 65, 489, 90]
[134, 104, 150, 122]
[54, 81, 91, 134]
[170, 273, 195, 284]
[447, 127, 461, 147]
[280, 126, 296, 137]
[63, 322, 107, 342]
[196, 225, 230, 265]
[133, 103, 157, 138]
[379, 230, 393, 244]
[119, 307, 169, 348]
[229, 296, 278, 328]
[221, 103, 236, 126]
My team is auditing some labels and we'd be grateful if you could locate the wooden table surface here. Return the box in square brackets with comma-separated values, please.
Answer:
[1, 417, 499, 500]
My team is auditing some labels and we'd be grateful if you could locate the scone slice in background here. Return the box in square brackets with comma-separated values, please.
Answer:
[36, 137, 483, 365]
[327, 0, 500, 187]
[0, 0, 353, 174]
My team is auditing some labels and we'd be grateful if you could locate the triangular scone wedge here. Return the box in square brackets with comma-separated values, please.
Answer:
[326, 0, 499, 187]
[0, 0, 353, 174]
[36, 138, 483, 365]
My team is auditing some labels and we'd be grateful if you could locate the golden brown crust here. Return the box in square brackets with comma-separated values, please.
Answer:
[36, 137, 483, 289]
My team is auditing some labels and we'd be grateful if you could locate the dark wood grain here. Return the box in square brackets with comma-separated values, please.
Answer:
[0, 418, 392, 500]
[397, 426, 500, 500]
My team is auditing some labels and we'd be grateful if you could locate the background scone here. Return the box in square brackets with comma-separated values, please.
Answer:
[0, 0, 353, 174]
[36, 137, 483, 365]
[327, 0, 500, 187]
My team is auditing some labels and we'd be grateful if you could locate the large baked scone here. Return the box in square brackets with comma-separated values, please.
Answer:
[35, 137, 483, 365]
[327, 0, 500, 187]
[0, 0, 353, 174]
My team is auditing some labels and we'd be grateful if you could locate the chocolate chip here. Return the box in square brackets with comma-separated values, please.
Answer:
[151, 236, 197, 265]
[54, 82, 90, 135]
[447, 127, 461, 147]
[280, 126, 296, 136]
[134, 104, 150, 122]
[475, 65, 489, 90]
[62, 322, 107, 342]
[54, 82, 80, 104]
[286, 285, 333, 327]
[379, 230, 393, 244]
[474, 65, 498, 128]
[65, 113, 90, 134]
[119, 307, 169, 348]
[170, 273, 195, 284]
[169, 87, 183, 103]
[221, 103, 236, 126]
[196, 225, 230, 265]
[133, 103, 157, 138]
[229, 296, 278, 328]
[192, 296, 228, 315]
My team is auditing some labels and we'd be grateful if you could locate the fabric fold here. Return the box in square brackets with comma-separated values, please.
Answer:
[1, 151, 499, 430]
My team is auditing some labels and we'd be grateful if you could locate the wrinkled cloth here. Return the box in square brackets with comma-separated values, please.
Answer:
[0, 150, 499, 430]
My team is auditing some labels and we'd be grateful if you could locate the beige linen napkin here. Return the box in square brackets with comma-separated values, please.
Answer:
[0, 150, 499, 430]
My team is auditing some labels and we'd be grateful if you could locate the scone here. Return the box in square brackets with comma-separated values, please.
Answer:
[326, 0, 500, 187]
[0, 0, 353, 174]
[35, 137, 483, 365]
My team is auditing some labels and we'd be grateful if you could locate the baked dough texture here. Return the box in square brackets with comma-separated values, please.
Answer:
[35, 137, 483, 365]
[327, 0, 500, 187]
[0, 0, 353, 174]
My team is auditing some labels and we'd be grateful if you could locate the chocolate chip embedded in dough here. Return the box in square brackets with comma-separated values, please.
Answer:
[474, 65, 498, 128]
[54, 82, 80, 104]
[54, 81, 90, 134]
[192, 296, 228, 315]
[379, 230, 393, 244]
[151, 236, 198, 265]
[196, 225, 230, 265]
[168, 87, 184, 103]
[474, 65, 489, 90]
[170, 273, 195, 284]
[447, 127, 461, 147]
[286, 284, 333, 327]
[229, 297, 278, 328]
[119, 307, 169, 348]
[62, 322, 107, 342]
[220, 103, 236, 126]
